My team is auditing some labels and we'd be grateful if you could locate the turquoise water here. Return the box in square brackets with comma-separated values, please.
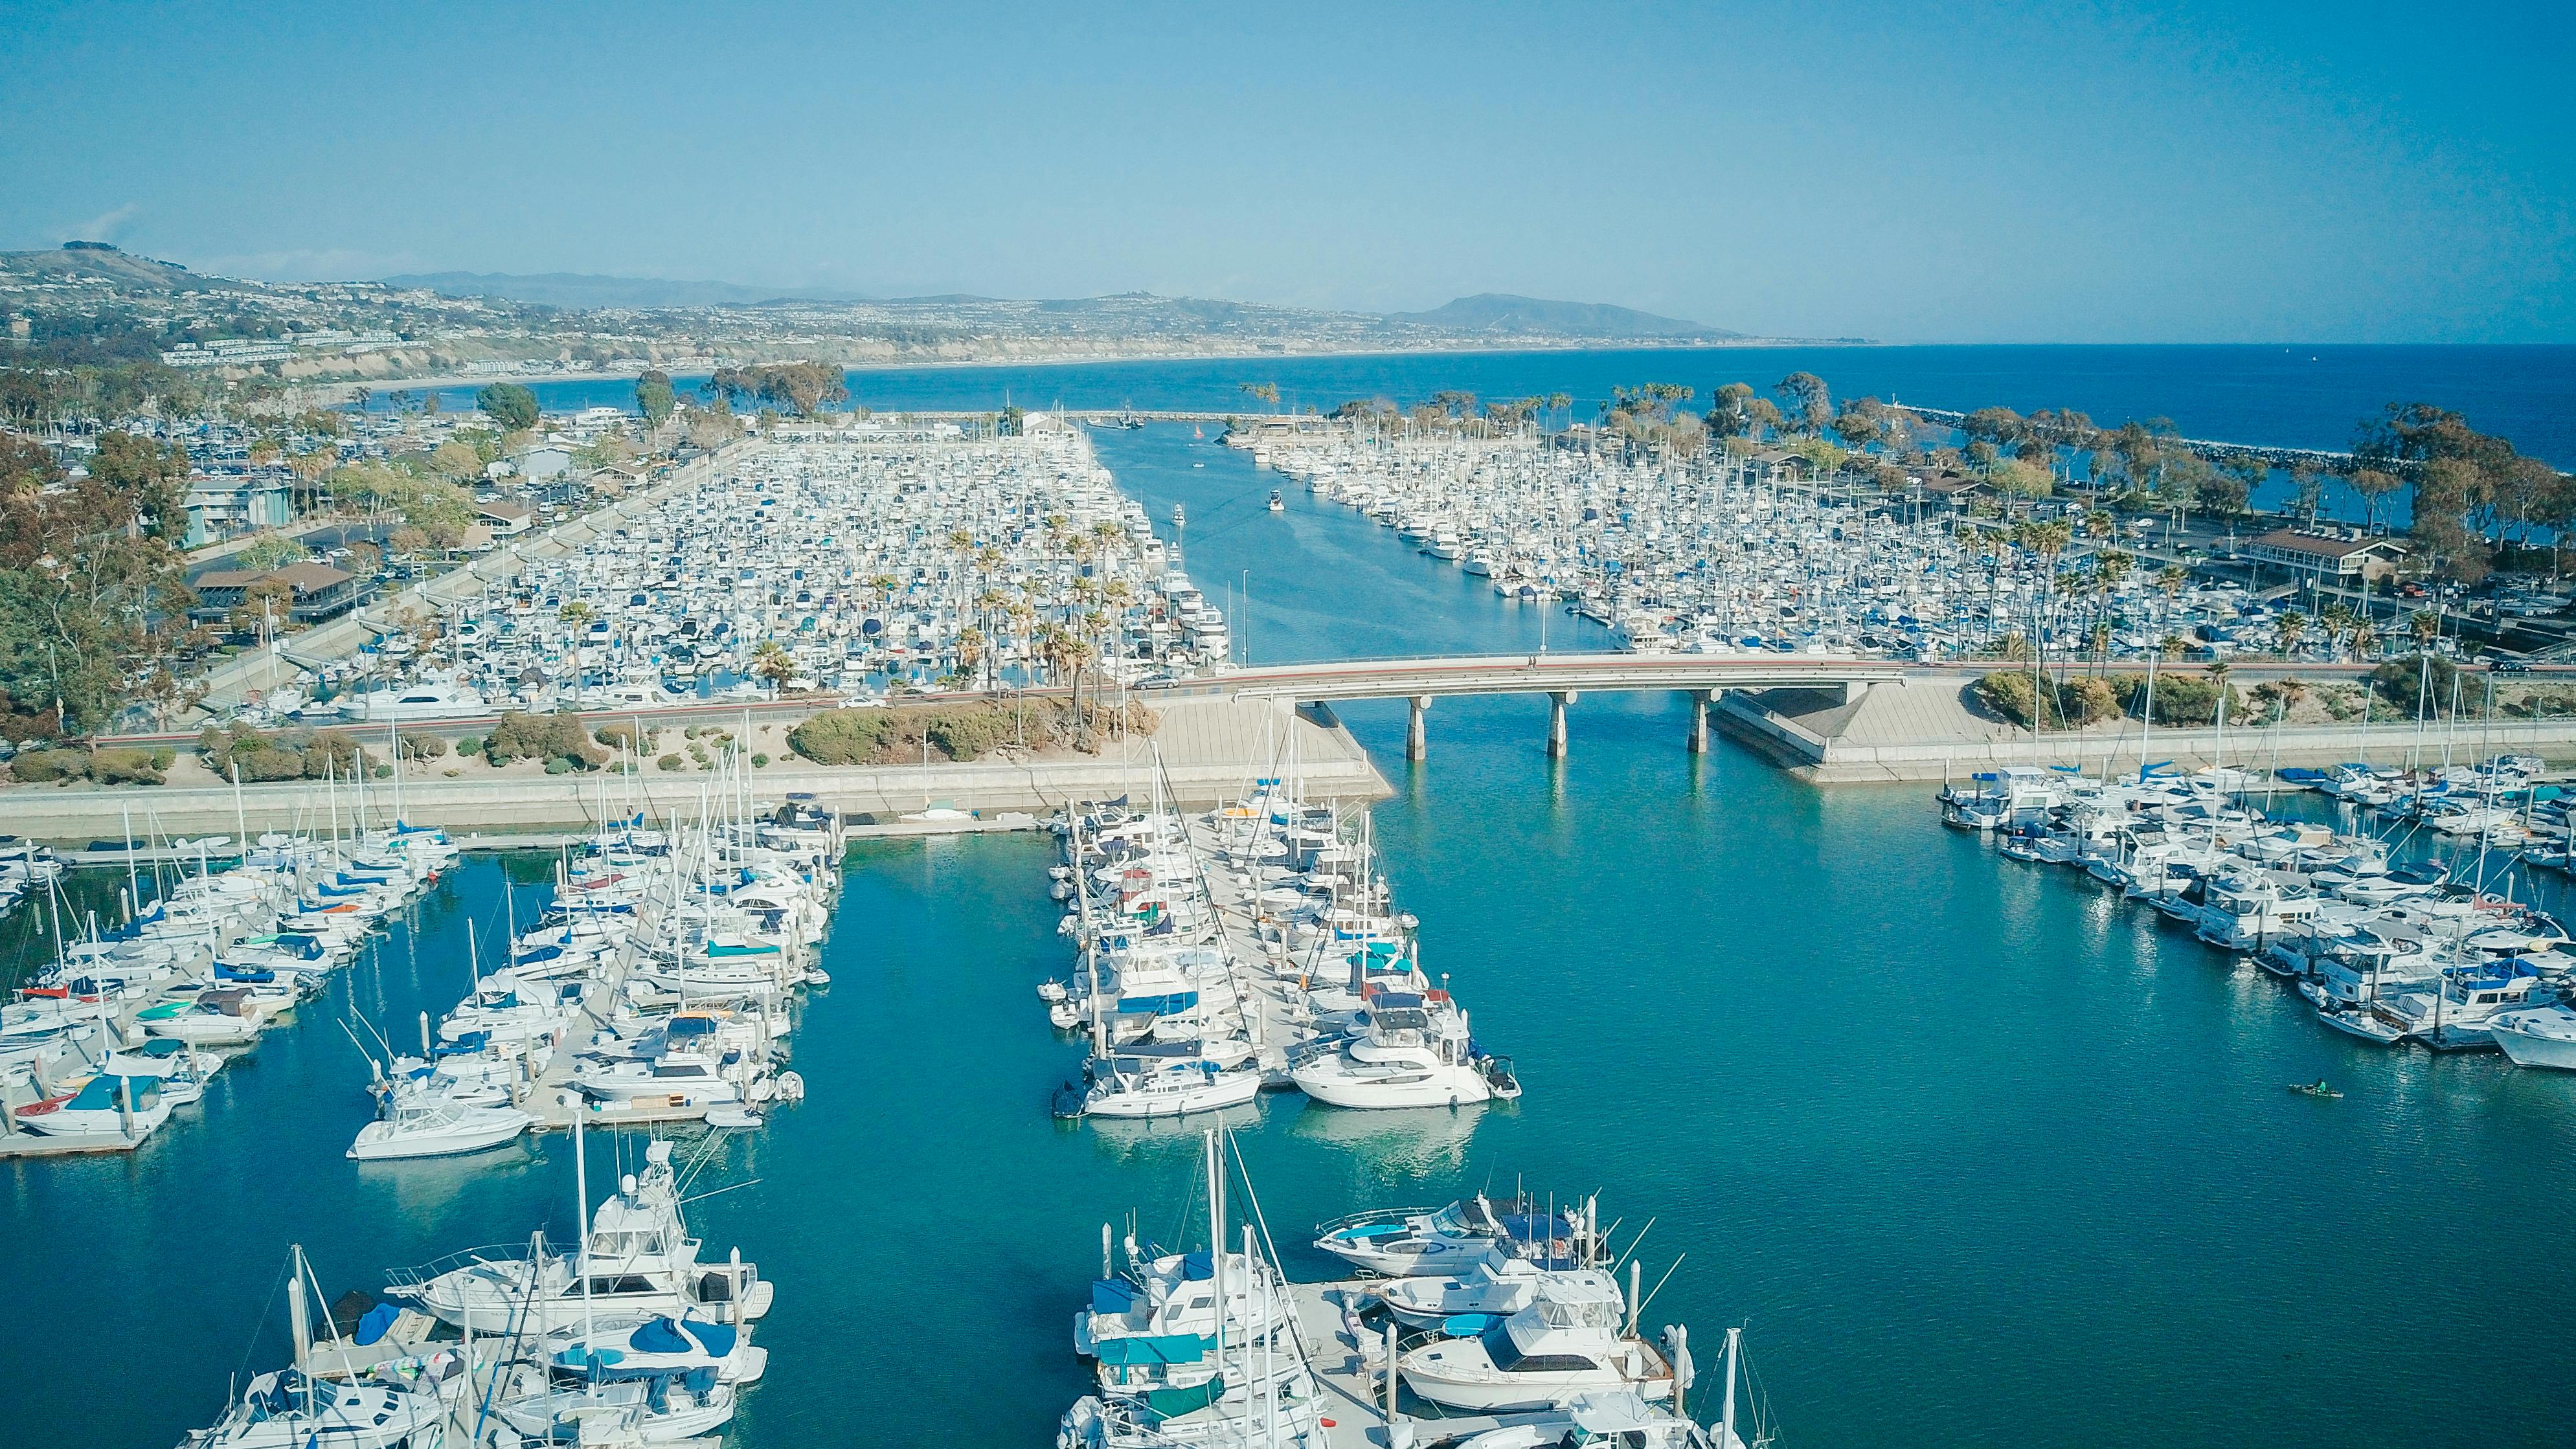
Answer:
[10, 420, 2576, 1448]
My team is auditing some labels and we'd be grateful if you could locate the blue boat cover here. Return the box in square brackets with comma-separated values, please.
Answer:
[631, 1317, 693, 1354]
[356, 1303, 400, 1347]
[1096, 1334, 1208, 1366]
[680, 1319, 738, 1358]
[1091, 1279, 1138, 1314]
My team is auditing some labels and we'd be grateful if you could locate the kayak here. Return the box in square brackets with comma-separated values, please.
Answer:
[2287, 1083, 2344, 1099]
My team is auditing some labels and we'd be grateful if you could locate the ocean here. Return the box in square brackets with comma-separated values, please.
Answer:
[388, 343, 2576, 467]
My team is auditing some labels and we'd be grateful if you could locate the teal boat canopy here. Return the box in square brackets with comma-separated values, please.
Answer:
[1094, 1334, 1210, 1367]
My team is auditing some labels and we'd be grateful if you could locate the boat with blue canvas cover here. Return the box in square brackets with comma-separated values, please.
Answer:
[1314, 1194, 1581, 1277]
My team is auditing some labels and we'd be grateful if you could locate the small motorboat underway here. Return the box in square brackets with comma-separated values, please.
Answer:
[348, 1098, 535, 1161]
[2287, 1080, 2344, 1099]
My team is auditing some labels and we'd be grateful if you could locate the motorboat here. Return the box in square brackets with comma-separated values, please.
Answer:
[1314, 1196, 1579, 1277]
[1456, 1388, 1730, 1449]
[1398, 1280, 1675, 1411]
[1057, 1050, 1263, 1120]
[383, 1140, 773, 1332]
[12, 1072, 173, 1142]
[348, 1098, 536, 1161]
[335, 681, 491, 723]
[1289, 990, 1518, 1108]
[180, 1369, 444, 1449]
[2490, 998, 2576, 1069]
[1376, 1259, 1621, 1331]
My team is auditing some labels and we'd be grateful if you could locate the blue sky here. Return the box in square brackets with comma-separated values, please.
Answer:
[3, 0, 2568, 343]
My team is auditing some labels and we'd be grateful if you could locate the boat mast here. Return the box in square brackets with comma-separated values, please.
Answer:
[1721, 1325, 1741, 1449]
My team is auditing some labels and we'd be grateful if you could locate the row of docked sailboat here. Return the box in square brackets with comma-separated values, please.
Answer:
[1059, 1131, 1760, 1449]
[182, 1132, 774, 1447]
[1939, 758, 2576, 1068]
[1039, 758, 1520, 1121]
[3, 806, 461, 1150]
[345, 756, 839, 1161]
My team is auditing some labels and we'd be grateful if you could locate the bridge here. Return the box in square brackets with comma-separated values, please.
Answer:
[1177, 652, 1925, 759]
[1155, 652, 2568, 761]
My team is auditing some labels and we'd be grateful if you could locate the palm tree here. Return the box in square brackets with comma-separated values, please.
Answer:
[2272, 611, 2307, 658]
[2320, 601, 2356, 659]
[2410, 608, 2441, 651]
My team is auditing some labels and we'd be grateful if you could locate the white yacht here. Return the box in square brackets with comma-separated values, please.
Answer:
[335, 680, 491, 723]
[1399, 1280, 1675, 1411]
[347, 1098, 534, 1161]
[1059, 1051, 1262, 1119]
[1290, 990, 1518, 1108]
[1314, 1196, 1577, 1277]
[2487, 996, 2576, 1069]
[181, 1369, 443, 1449]
[11, 1072, 174, 1142]
[384, 1141, 773, 1332]
[1377, 1260, 1621, 1330]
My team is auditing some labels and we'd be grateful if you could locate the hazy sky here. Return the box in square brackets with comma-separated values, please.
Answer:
[4, 1, 2568, 343]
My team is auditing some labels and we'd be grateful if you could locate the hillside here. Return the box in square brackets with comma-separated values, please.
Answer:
[0, 243, 201, 293]
[382, 271, 874, 309]
[1384, 293, 1736, 339]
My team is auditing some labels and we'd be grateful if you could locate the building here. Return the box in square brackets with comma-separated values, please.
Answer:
[515, 447, 574, 484]
[181, 473, 295, 547]
[2243, 529, 2406, 585]
[190, 562, 361, 626]
[476, 500, 534, 535]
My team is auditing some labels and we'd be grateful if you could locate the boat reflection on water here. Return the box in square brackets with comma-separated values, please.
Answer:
[1284, 1094, 1491, 1173]
[1079, 1099, 1267, 1163]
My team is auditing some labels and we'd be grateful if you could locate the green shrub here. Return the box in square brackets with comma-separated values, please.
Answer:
[234, 747, 306, 782]
[2370, 656, 2461, 716]
[304, 730, 367, 779]
[487, 712, 607, 769]
[2106, 672, 2246, 727]
[90, 747, 166, 786]
[787, 708, 899, 765]
[544, 756, 573, 774]
[595, 722, 650, 752]
[10, 748, 90, 782]
[751, 752, 769, 767]
[456, 735, 485, 757]
[149, 748, 175, 770]
[927, 706, 1011, 761]
[657, 753, 683, 771]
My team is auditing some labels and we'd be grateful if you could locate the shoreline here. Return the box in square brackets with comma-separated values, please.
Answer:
[336, 337, 1864, 397]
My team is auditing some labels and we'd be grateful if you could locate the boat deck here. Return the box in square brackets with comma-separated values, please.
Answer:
[1283, 1277, 1537, 1449]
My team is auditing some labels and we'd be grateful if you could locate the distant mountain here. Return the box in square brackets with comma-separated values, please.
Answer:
[379, 271, 872, 309]
[1385, 293, 1737, 340]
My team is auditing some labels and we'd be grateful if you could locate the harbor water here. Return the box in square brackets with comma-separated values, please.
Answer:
[10, 421, 2576, 1446]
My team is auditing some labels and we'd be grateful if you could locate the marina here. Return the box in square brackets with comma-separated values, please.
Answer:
[5, 417, 2575, 1449]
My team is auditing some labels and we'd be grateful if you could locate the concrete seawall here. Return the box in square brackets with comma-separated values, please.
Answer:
[1715, 679, 2576, 783]
[0, 699, 1388, 845]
